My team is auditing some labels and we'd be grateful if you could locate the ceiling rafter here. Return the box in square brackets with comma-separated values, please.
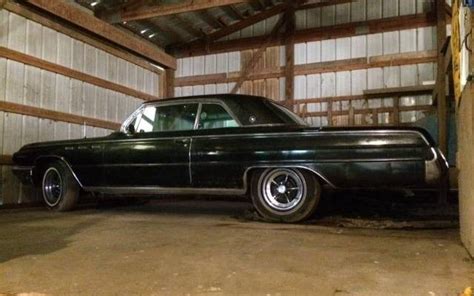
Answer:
[169, 0, 355, 53]
[173, 12, 436, 57]
[120, 0, 251, 22]
[174, 14, 207, 38]
[198, 9, 226, 29]
[25, 0, 176, 68]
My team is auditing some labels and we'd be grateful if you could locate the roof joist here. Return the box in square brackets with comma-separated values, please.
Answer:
[25, 0, 176, 69]
[170, 0, 355, 53]
[120, 0, 250, 22]
[173, 12, 436, 57]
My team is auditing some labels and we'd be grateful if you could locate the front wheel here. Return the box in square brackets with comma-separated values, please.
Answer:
[250, 168, 321, 223]
[41, 161, 80, 211]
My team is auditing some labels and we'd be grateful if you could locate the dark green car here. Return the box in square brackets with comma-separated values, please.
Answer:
[12, 95, 448, 222]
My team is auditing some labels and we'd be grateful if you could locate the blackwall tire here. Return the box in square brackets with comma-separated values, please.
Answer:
[250, 168, 321, 223]
[42, 161, 80, 212]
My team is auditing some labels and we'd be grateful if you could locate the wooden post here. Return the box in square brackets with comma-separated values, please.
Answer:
[437, 0, 448, 154]
[165, 69, 175, 98]
[327, 99, 333, 126]
[393, 96, 400, 125]
[436, 0, 448, 204]
[284, 2, 296, 107]
[348, 105, 355, 126]
[231, 14, 287, 94]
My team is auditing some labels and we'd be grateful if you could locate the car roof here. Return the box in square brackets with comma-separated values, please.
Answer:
[146, 94, 271, 105]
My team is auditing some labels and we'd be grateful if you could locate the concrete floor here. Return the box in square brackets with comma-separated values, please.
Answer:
[0, 198, 472, 296]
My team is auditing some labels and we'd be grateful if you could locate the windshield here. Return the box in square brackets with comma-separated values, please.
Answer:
[267, 102, 307, 126]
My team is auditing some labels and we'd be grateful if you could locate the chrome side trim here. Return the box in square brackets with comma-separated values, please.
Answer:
[71, 157, 424, 169]
[29, 129, 433, 148]
[34, 156, 84, 188]
[79, 164, 334, 196]
[83, 186, 245, 196]
[73, 163, 189, 168]
[12, 166, 34, 171]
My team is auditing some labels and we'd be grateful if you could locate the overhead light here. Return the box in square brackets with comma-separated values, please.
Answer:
[140, 29, 149, 34]
[148, 33, 157, 38]
[123, 21, 127, 24]
[90, 1, 100, 7]
[150, 63, 164, 71]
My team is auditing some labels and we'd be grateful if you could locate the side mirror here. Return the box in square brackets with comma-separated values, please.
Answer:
[126, 123, 136, 134]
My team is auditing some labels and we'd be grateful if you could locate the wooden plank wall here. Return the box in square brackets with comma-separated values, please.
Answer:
[175, 0, 438, 127]
[0, 9, 161, 205]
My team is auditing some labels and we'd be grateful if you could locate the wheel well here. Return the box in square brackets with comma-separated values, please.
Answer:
[32, 157, 71, 187]
[244, 166, 330, 193]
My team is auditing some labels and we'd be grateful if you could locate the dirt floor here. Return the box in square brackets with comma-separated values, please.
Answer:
[0, 193, 472, 296]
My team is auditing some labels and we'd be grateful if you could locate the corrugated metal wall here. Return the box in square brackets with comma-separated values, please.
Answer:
[0, 10, 160, 205]
[175, 0, 438, 127]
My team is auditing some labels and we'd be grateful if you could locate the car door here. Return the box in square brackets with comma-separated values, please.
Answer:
[191, 103, 244, 190]
[101, 102, 198, 188]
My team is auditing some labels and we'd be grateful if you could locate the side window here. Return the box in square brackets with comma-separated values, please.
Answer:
[198, 104, 239, 129]
[133, 104, 198, 133]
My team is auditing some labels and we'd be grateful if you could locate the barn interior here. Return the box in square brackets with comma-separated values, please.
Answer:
[0, 0, 473, 295]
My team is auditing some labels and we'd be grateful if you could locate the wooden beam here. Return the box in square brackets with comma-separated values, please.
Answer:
[172, 1, 352, 52]
[284, 2, 296, 103]
[436, 0, 448, 154]
[0, 101, 121, 130]
[175, 50, 437, 86]
[230, 12, 286, 93]
[291, 93, 434, 105]
[226, 5, 245, 20]
[363, 85, 435, 98]
[435, 0, 449, 205]
[174, 13, 436, 57]
[25, 0, 176, 69]
[0, 155, 14, 166]
[299, 0, 354, 10]
[203, 3, 286, 41]
[149, 20, 184, 44]
[0, 46, 158, 101]
[298, 105, 433, 119]
[165, 69, 176, 98]
[121, 0, 249, 22]
[3, 2, 161, 74]
[174, 15, 206, 38]
[170, 0, 354, 53]
[199, 10, 225, 29]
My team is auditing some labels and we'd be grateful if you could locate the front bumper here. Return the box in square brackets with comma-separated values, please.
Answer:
[12, 166, 34, 185]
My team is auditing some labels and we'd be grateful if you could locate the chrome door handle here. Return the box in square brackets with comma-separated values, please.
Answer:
[174, 138, 189, 147]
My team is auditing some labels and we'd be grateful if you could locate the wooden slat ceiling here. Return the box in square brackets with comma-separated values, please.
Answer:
[75, 0, 288, 51]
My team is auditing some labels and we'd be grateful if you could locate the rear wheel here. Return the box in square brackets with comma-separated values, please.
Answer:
[42, 161, 80, 211]
[250, 168, 321, 223]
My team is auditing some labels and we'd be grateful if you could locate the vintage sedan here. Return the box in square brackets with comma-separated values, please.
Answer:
[12, 94, 448, 222]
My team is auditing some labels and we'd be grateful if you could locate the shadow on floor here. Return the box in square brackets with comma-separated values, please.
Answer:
[93, 190, 459, 229]
[0, 212, 102, 264]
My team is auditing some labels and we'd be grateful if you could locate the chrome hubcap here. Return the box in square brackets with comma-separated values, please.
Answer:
[261, 168, 306, 211]
[43, 168, 63, 207]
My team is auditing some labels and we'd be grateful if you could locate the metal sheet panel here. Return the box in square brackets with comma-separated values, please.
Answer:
[367, 0, 382, 20]
[335, 3, 351, 24]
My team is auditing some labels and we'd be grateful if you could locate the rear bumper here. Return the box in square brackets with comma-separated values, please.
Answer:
[12, 166, 34, 185]
[425, 148, 449, 185]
